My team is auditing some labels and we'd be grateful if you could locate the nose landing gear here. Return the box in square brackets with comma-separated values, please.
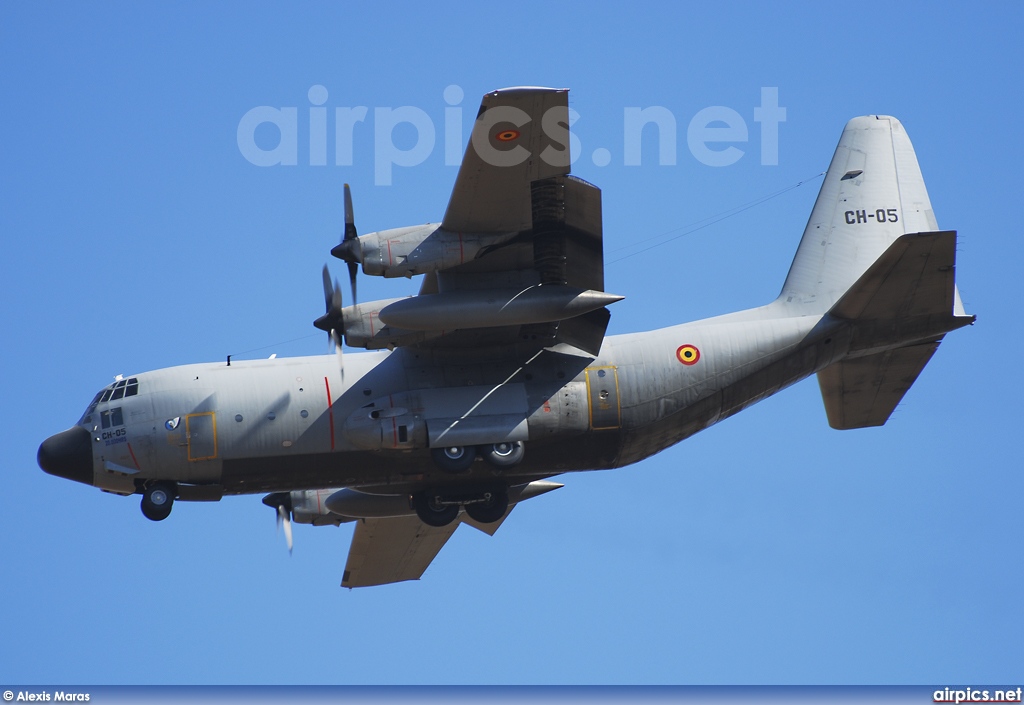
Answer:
[140, 482, 177, 521]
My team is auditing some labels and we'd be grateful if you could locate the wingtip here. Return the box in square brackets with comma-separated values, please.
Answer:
[488, 86, 569, 96]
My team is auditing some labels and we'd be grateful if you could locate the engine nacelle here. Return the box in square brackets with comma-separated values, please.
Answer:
[325, 481, 565, 520]
[289, 488, 347, 526]
[339, 297, 443, 351]
[355, 224, 517, 279]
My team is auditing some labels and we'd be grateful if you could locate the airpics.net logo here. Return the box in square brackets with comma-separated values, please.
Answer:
[236, 84, 787, 185]
[934, 687, 1023, 703]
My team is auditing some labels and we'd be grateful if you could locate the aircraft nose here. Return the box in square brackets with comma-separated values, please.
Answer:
[38, 426, 94, 485]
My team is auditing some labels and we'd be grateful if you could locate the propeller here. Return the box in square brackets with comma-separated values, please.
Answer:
[278, 505, 293, 553]
[262, 492, 294, 554]
[330, 183, 361, 305]
[313, 265, 346, 379]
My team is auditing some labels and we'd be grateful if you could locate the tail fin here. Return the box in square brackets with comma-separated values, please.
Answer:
[785, 116, 975, 428]
[780, 115, 941, 312]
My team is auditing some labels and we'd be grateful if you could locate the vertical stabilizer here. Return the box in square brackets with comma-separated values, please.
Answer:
[792, 117, 975, 429]
[780, 116, 939, 313]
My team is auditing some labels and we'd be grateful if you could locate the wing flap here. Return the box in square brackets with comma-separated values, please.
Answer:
[817, 340, 940, 429]
[341, 515, 459, 588]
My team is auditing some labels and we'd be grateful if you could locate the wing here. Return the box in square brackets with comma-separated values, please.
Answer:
[416, 87, 613, 356]
[336, 483, 564, 587]
[333, 88, 618, 358]
[442, 87, 571, 234]
[341, 515, 460, 588]
[339, 511, 519, 588]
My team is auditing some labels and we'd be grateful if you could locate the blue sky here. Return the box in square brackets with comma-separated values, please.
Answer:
[2, 1, 1021, 686]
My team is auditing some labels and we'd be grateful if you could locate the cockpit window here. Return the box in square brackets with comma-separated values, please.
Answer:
[101, 407, 124, 429]
[81, 378, 140, 424]
[99, 378, 140, 403]
[79, 390, 104, 425]
[110, 377, 140, 400]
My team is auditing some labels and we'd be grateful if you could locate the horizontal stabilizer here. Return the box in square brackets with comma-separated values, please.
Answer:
[817, 230, 974, 429]
[817, 341, 939, 429]
[830, 230, 957, 321]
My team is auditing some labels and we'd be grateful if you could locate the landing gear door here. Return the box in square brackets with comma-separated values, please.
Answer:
[186, 412, 218, 461]
[585, 366, 621, 430]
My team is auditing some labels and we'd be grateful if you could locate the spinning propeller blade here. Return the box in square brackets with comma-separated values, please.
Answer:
[277, 505, 293, 554]
[262, 493, 294, 555]
[314, 266, 346, 380]
[331, 183, 361, 304]
[331, 277, 345, 381]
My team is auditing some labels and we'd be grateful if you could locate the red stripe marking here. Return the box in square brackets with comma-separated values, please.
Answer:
[324, 376, 335, 451]
[127, 442, 141, 470]
[387, 239, 393, 267]
[388, 395, 397, 447]
[370, 311, 376, 336]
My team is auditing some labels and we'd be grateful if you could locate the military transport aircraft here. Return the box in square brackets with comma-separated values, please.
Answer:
[38, 87, 973, 588]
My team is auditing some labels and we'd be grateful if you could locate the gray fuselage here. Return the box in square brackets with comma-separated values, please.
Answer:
[69, 300, 843, 499]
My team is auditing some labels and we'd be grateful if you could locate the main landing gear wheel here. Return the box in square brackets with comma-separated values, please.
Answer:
[431, 445, 476, 474]
[464, 486, 510, 524]
[482, 441, 525, 468]
[413, 492, 459, 527]
[141, 482, 176, 521]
